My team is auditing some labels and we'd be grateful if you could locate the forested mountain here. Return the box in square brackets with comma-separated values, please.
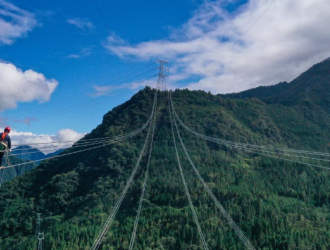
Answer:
[1, 59, 330, 250]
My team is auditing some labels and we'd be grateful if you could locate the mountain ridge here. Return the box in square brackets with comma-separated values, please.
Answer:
[224, 57, 330, 111]
[0, 60, 330, 249]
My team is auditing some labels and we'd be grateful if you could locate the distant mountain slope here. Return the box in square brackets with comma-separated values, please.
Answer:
[1, 155, 37, 183]
[224, 81, 290, 100]
[1, 69, 330, 250]
[225, 57, 330, 111]
[14, 145, 64, 162]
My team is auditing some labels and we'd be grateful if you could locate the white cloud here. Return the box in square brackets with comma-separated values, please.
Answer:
[91, 78, 156, 96]
[0, 62, 59, 111]
[67, 18, 94, 30]
[56, 129, 86, 145]
[0, 0, 37, 45]
[106, 33, 126, 45]
[67, 46, 93, 59]
[91, 85, 114, 96]
[66, 54, 80, 59]
[6, 128, 86, 154]
[106, 0, 330, 93]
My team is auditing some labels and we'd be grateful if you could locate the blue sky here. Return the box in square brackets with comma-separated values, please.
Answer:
[1, 0, 330, 148]
[0, 0, 209, 135]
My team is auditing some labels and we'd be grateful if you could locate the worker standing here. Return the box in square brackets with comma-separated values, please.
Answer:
[0, 127, 11, 168]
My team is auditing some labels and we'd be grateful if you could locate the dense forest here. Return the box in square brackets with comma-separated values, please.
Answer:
[1, 58, 330, 250]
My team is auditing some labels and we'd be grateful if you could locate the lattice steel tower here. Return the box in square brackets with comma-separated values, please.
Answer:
[156, 59, 169, 91]
[37, 232, 44, 250]
[35, 213, 44, 250]
[35, 213, 42, 236]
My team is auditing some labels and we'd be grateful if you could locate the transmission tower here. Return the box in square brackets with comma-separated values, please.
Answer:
[156, 59, 169, 91]
[35, 213, 44, 250]
[35, 213, 42, 236]
[37, 232, 44, 250]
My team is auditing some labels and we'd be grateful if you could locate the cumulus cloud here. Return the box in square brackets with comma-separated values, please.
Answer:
[0, 62, 58, 111]
[5, 128, 86, 154]
[106, 0, 330, 93]
[0, 0, 37, 45]
[67, 18, 94, 30]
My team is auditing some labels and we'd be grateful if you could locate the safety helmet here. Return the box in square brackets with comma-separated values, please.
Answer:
[4, 127, 11, 133]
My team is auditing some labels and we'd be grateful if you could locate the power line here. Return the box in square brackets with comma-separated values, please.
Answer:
[169, 92, 209, 250]
[11, 140, 108, 157]
[90, 89, 158, 250]
[171, 105, 330, 158]
[169, 91, 256, 250]
[90, 122, 152, 250]
[91, 0, 112, 33]
[9, 65, 155, 116]
[219, 0, 277, 61]
[16, 77, 154, 121]
[11, 123, 153, 147]
[223, 142, 330, 163]
[9, 71, 156, 121]
[4, 97, 158, 170]
[5, 133, 136, 169]
[170, 95, 330, 170]
[90, 0, 136, 73]
[128, 89, 158, 250]
[12, 122, 152, 150]
[10, 120, 162, 157]
[0, 150, 11, 188]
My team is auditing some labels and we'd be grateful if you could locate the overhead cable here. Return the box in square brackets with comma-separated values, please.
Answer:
[170, 93, 330, 170]
[90, 89, 158, 250]
[4, 129, 142, 169]
[170, 93, 256, 250]
[9, 65, 156, 116]
[128, 90, 158, 250]
[4, 90, 159, 169]
[169, 95, 209, 250]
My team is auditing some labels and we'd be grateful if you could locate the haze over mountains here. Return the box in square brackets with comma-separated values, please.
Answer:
[0, 58, 330, 249]
[0, 146, 63, 184]
[0, 156, 36, 184]
[13, 145, 64, 162]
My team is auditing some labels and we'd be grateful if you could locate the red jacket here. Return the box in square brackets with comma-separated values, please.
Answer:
[0, 133, 11, 149]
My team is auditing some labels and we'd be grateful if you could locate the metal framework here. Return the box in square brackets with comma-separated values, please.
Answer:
[156, 59, 168, 91]
[37, 232, 44, 250]
[35, 213, 42, 236]
[35, 213, 44, 250]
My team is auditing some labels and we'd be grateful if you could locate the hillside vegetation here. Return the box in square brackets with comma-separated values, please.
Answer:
[1, 155, 37, 184]
[1, 59, 330, 250]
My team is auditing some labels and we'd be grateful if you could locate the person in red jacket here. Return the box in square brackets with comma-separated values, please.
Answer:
[0, 127, 11, 168]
